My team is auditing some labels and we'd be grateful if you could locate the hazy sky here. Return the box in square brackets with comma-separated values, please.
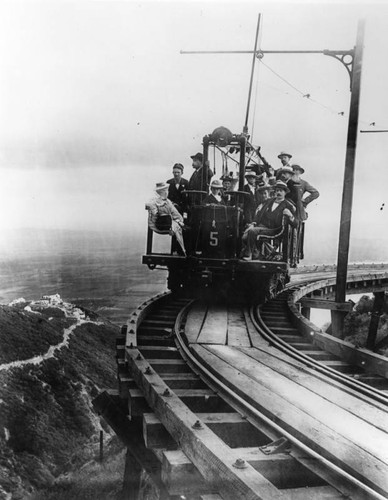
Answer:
[0, 0, 387, 262]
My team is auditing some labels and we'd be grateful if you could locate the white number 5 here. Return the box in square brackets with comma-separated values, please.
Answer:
[210, 231, 219, 246]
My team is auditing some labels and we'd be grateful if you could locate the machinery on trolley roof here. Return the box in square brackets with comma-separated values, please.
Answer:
[143, 126, 304, 303]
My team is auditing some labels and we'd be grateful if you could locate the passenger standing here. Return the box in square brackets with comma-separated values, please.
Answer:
[289, 164, 320, 220]
[166, 163, 189, 214]
[243, 170, 260, 225]
[187, 152, 213, 205]
[276, 151, 293, 179]
[220, 173, 235, 205]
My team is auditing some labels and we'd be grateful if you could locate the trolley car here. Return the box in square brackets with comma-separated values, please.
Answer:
[143, 127, 303, 303]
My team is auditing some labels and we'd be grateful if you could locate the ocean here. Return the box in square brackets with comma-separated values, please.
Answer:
[0, 228, 167, 326]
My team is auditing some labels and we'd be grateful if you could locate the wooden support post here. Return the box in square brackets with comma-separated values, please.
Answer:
[301, 306, 311, 320]
[99, 430, 104, 463]
[366, 292, 385, 350]
[122, 449, 142, 500]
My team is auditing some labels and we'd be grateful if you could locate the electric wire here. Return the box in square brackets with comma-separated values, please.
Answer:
[258, 58, 345, 116]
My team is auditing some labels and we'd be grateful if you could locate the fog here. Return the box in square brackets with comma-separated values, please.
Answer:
[0, 1, 387, 264]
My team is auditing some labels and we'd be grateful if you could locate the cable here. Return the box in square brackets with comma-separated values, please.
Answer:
[258, 58, 346, 117]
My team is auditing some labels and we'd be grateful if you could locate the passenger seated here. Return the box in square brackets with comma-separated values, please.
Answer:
[202, 179, 226, 205]
[146, 182, 186, 255]
[240, 180, 298, 261]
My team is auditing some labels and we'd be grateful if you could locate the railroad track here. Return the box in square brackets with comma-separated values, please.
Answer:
[95, 276, 388, 500]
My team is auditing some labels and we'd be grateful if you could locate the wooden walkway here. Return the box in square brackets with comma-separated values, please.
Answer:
[184, 302, 388, 498]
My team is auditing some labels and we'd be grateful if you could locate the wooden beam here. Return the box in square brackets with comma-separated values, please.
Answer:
[298, 298, 354, 311]
[129, 388, 232, 418]
[125, 348, 283, 500]
[143, 412, 269, 449]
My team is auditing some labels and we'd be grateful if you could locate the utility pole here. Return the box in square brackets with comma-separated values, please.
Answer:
[331, 19, 365, 338]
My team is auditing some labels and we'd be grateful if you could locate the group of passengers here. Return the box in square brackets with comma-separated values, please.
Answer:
[146, 150, 319, 260]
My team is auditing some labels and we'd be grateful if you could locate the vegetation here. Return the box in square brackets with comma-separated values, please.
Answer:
[0, 302, 124, 499]
[344, 295, 388, 352]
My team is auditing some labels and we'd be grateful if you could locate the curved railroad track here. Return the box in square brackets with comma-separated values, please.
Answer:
[94, 264, 388, 500]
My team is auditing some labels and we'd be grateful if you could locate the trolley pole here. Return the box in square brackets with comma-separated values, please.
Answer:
[331, 19, 365, 338]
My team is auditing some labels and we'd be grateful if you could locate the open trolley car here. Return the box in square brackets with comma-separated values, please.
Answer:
[143, 127, 304, 303]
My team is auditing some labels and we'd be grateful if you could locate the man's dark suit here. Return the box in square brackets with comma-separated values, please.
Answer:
[167, 177, 189, 214]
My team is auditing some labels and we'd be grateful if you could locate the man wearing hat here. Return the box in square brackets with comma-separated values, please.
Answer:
[202, 179, 226, 206]
[166, 163, 189, 215]
[241, 180, 298, 261]
[220, 173, 236, 205]
[275, 151, 293, 180]
[243, 168, 262, 224]
[288, 164, 320, 220]
[146, 181, 186, 255]
[187, 152, 213, 205]
[277, 151, 293, 167]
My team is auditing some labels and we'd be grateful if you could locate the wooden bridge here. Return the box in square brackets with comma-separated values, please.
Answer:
[93, 263, 388, 500]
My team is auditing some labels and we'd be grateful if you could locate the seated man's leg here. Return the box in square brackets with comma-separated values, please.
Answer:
[241, 226, 261, 260]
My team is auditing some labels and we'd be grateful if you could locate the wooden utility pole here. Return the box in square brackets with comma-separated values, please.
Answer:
[331, 19, 366, 338]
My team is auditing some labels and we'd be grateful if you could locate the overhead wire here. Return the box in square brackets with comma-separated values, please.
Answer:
[257, 58, 346, 116]
[256, 58, 388, 130]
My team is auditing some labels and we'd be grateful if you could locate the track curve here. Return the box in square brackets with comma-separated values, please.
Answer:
[96, 264, 388, 500]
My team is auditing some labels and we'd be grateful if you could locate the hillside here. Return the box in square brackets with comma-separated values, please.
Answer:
[0, 294, 123, 500]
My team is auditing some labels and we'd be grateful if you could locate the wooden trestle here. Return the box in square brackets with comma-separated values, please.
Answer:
[94, 279, 388, 500]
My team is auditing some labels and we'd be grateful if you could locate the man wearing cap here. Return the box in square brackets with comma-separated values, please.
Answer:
[202, 179, 226, 205]
[166, 163, 189, 214]
[146, 182, 186, 255]
[220, 173, 236, 205]
[187, 152, 213, 205]
[243, 169, 261, 224]
[287, 164, 320, 221]
[241, 180, 297, 261]
[276, 151, 293, 180]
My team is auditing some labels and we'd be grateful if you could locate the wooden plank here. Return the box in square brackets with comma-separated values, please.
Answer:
[298, 298, 354, 311]
[185, 302, 208, 343]
[191, 344, 388, 497]
[236, 344, 388, 434]
[125, 348, 283, 500]
[311, 331, 388, 378]
[197, 305, 228, 344]
[212, 345, 388, 461]
[147, 359, 192, 373]
[129, 388, 231, 417]
[281, 486, 344, 499]
[163, 448, 329, 493]
[144, 413, 269, 449]
[162, 373, 206, 389]
[227, 307, 251, 347]
[243, 308, 269, 348]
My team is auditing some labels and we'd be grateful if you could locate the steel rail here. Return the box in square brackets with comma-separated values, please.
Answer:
[172, 301, 387, 500]
[252, 297, 388, 407]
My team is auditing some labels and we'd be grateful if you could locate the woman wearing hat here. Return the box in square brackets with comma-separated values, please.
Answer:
[241, 180, 298, 261]
[146, 182, 186, 255]
[202, 179, 226, 205]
